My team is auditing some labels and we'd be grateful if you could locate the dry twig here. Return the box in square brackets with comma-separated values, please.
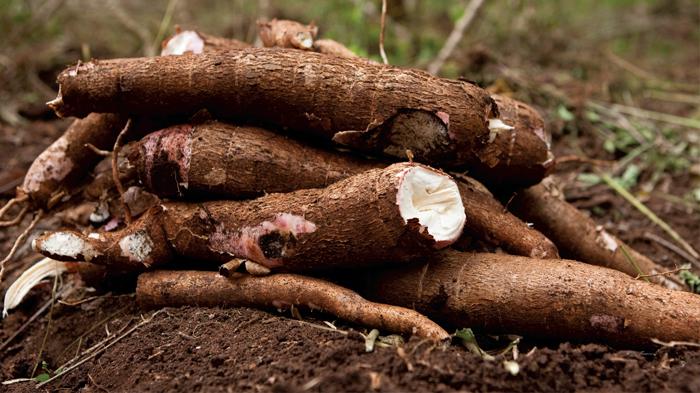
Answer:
[427, 0, 485, 75]
[112, 119, 133, 224]
[0, 211, 42, 284]
[599, 173, 699, 260]
[0, 205, 28, 227]
[379, 0, 389, 64]
[36, 310, 167, 388]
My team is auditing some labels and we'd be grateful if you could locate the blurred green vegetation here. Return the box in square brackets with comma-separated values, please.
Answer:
[2, 1, 698, 81]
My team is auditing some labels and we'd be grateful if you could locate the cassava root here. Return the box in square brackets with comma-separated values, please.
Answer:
[49, 48, 551, 187]
[136, 270, 450, 340]
[33, 163, 466, 271]
[454, 178, 559, 259]
[356, 250, 700, 348]
[128, 121, 381, 199]
[508, 180, 684, 290]
[19, 113, 126, 209]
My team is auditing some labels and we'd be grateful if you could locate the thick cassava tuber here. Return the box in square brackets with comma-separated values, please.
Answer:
[128, 121, 380, 199]
[356, 251, 700, 348]
[137, 270, 449, 340]
[19, 113, 126, 209]
[49, 48, 551, 187]
[33, 163, 466, 271]
[472, 94, 554, 189]
[508, 180, 683, 290]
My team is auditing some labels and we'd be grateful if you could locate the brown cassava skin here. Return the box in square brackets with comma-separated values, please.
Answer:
[470, 94, 554, 190]
[34, 163, 454, 271]
[19, 113, 126, 208]
[137, 270, 449, 340]
[129, 121, 381, 199]
[258, 19, 318, 50]
[49, 48, 548, 186]
[357, 251, 700, 348]
[455, 178, 559, 259]
[509, 181, 683, 289]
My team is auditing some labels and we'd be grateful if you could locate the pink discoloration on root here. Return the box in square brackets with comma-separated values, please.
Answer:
[142, 125, 193, 190]
[435, 111, 450, 126]
[22, 137, 74, 193]
[209, 213, 317, 268]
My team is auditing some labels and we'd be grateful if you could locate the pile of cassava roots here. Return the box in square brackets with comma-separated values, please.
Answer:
[2, 19, 699, 349]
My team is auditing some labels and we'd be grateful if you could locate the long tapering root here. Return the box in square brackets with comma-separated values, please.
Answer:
[136, 270, 450, 340]
[508, 180, 684, 290]
[356, 250, 700, 348]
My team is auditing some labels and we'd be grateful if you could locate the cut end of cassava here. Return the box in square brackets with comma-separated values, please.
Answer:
[161, 30, 205, 56]
[33, 231, 97, 262]
[396, 166, 465, 247]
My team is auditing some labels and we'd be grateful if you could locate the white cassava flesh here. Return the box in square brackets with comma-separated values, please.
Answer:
[487, 118, 515, 143]
[397, 166, 465, 245]
[33, 232, 95, 260]
[161, 31, 205, 56]
[3, 258, 68, 317]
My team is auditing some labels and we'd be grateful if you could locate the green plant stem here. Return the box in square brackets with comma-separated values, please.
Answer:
[599, 173, 699, 259]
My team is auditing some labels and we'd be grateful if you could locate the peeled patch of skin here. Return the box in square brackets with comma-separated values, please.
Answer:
[22, 137, 73, 193]
[333, 110, 458, 166]
[161, 30, 204, 55]
[119, 230, 155, 266]
[210, 213, 318, 268]
[396, 167, 465, 248]
[141, 125, 193, 191]
[595, 226, 619, 253]
[487, 118, 514, 143]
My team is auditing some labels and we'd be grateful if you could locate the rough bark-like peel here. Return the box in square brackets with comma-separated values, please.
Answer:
[357, 250, 700, 348]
